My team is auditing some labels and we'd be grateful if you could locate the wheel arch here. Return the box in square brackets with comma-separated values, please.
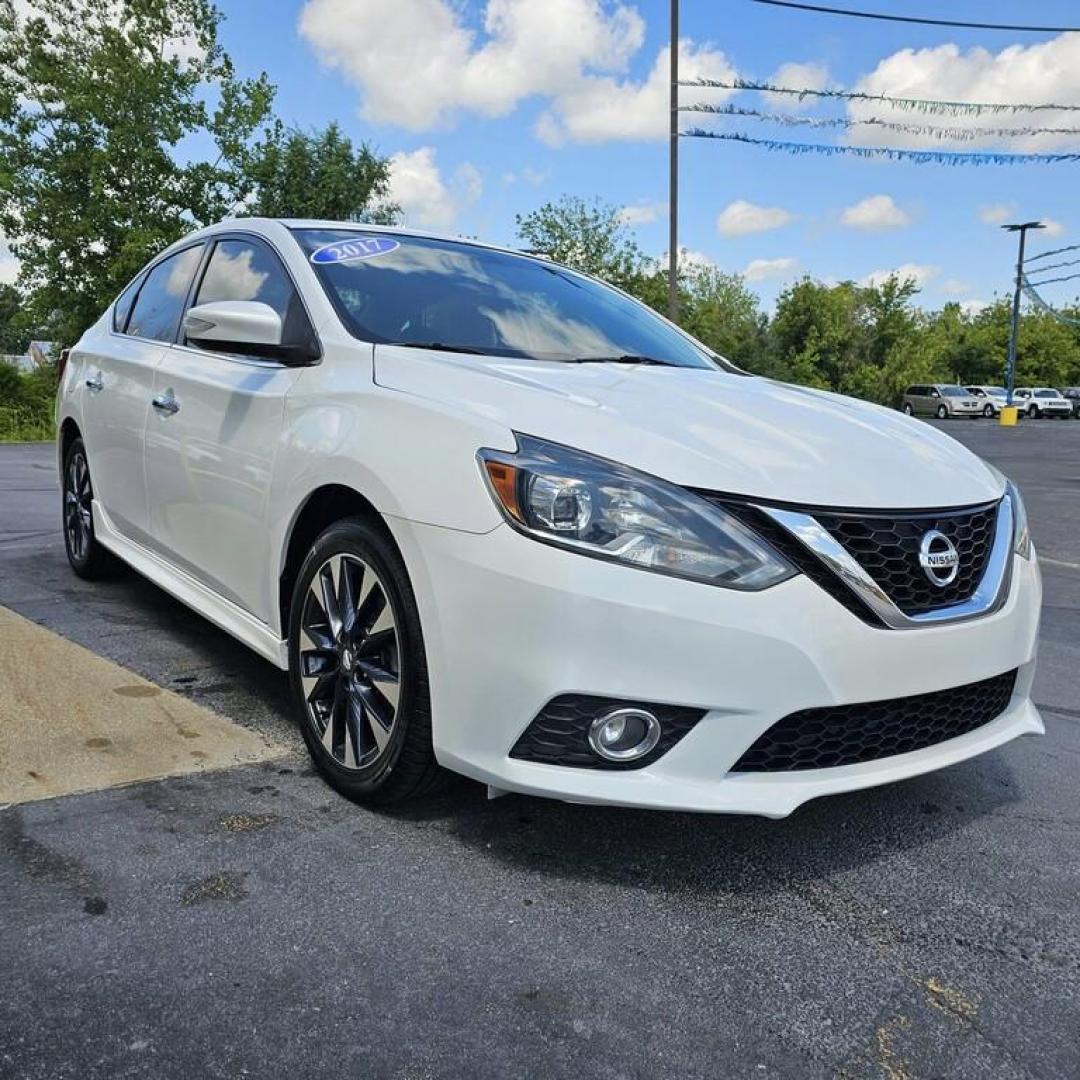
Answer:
[58, 416, 81, 476]
[278, 484, 401, 635]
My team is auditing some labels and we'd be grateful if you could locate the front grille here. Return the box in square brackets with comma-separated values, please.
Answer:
[510, 695, 706, 770]
[730, 669, 1017, 773]
[814, 503, 999, 615]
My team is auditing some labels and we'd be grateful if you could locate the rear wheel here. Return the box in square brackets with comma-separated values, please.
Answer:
[936, 404, 948, 419]
[288, 518, 444, 803]
[62, 437, 121, 579]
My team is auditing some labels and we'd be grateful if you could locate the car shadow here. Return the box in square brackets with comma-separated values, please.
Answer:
[389, 751, 1022, 898]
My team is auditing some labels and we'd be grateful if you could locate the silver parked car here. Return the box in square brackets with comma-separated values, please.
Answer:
[902, 384, 982, 419]
[965, 385, 1008, 418]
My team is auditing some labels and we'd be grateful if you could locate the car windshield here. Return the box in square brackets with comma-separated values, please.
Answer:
[294, 230, 722, 369]
[941, 387, 969, 397]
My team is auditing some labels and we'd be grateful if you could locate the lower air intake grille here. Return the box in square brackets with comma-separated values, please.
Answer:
[731, 669, 1017, 773]
[510, 695, 706, 771]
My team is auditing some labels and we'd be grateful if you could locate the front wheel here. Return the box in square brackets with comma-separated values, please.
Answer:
[936, 404, 948, 419]
[983, 404, 994, 418]
[1028, 405, 1040, 419]
[903, 403, 914, 416]
[288, 517, 444, 804]
[62, 437, 121, 579]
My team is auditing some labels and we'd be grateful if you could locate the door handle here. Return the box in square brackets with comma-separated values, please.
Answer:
[151, 393, 180, 415]
[85, 373, 103, 392]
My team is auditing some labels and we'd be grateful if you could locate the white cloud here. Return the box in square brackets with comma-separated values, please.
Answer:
[537, 39, 736, 145]
[979, 203, 1016, 225]
[620, 200, 665, 225]
[862, 263, 940, 289]
[764, 61, 831, 111]
[850, 35, 1080, 150]
[1041, 218, 1066, 237]
[679, 248, 715, 270]
[386, 147, 482, 230]
[960, 299, 989, 316]
[840, 195, 910, 231]
[0, 237, 18, 286]
[941, 278, 971, 296]
[716, 200, 795, 237]
[743, 257, 797, 282]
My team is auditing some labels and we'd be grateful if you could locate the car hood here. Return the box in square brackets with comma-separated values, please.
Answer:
[374, 347, 1004, 509]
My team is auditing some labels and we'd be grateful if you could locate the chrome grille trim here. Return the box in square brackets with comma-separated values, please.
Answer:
[758, 493, 1014, 630]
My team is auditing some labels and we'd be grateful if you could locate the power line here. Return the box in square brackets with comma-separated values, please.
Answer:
[680, 103, 1080, 142]
[681, 78, 1080, 115]
[750, 0, 1080, 33]
[680, 129, 1080, 164]
[1022, 257, 1080, 275]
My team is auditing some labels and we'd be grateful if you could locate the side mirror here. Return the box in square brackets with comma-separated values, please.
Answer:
[183, 301, 316, 365]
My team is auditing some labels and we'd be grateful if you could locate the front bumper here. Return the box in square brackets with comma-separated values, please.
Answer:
[390, 519, 1043, 817]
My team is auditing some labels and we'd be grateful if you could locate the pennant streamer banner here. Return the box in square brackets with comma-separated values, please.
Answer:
[1025, 243, 1080, 263]
[679, 104, 1080, 143]
[680, 129, 1080, 165]
[1021, 276, 1080, 326]
[679, 78, 1080, 116]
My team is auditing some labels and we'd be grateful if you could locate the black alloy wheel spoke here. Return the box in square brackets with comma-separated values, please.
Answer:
[300, 553, 400, 772]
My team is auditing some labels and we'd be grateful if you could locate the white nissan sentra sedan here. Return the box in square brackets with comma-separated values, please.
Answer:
[55, 220, 1043, 816]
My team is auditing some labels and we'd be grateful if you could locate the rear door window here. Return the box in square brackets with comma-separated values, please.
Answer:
[112, 274, 144, 333]
[126, 245, 205, 343]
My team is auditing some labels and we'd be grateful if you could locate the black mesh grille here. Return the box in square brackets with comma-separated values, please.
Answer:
[510, 695, 706, 770]
[731, 669, 1017, 773]
[814, 502, 999, 615]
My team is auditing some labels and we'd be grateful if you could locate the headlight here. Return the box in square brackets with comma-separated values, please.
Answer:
[1007, 481, 1032, 559]
[478, 435, 795, 590]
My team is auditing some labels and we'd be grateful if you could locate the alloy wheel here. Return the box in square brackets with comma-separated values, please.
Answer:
[298, 553, 401, 771]
[64, 450, 93, 561]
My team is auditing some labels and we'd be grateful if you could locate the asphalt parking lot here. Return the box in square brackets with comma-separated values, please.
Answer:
[1, 420, 1078, 1079]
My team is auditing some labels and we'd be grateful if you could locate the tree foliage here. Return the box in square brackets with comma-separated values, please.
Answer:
[247, 122, 397, 223]
[0, 0, 275, 344]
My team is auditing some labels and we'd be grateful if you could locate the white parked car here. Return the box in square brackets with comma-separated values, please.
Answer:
[1014, 387, 1073, 419]
[55, 220, 1044, 816]
[965, 385, 1008, 417]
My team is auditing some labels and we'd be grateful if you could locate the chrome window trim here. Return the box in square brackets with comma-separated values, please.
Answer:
[758, 494, 1014, 630]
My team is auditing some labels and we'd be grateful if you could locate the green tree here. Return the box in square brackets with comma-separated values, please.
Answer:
[514, 196, 647, 291]
[248, 122, 397, 222]
[0, 283, 31, 354]
[678, 264, 767, 369]
[0, 0, 275, 345]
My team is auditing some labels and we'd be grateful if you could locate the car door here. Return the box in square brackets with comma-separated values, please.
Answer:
[77, 244, 204, 547]
[910, 386, 928, 415]
[144, 233, 314, 624]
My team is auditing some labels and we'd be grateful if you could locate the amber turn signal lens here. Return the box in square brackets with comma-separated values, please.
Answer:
[483, 460, 523, 522]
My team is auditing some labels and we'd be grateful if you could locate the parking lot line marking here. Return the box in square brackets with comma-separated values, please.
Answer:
[0, 604, 289, 805]
[1039, 555, 1080, 572]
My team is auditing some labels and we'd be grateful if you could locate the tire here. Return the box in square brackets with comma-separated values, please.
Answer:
[983, 404, 994, 418]
[1028, 405, 1039, 419]
[903, 403, 914, 416]
[62, 437, 122, 579]
[936, 404, 948, 419]
[287, 517, 444, 804]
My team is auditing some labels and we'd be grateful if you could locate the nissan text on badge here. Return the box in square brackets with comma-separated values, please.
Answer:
[55, 220, 1043, 816]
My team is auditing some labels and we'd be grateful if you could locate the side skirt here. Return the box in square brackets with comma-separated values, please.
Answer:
[93, 501, 289, 670]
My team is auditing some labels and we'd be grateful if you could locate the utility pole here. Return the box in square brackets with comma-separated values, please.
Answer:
[668, 0, 679, 323]
[1002, 221, 1044, 406]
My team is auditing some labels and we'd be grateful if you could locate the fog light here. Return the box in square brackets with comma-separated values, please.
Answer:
[587, 707, 661, 762]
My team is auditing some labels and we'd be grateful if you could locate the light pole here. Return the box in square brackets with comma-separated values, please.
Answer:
[668, 0, 679, 323]
[1002, 221, 1044, 407]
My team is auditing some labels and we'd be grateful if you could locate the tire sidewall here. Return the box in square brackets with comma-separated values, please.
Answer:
[62, 437, 93, 574]
[287, 519, 429, 798]
[936, 404, 948, 419]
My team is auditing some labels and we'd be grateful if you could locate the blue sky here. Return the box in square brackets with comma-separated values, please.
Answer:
[219, 2, 1080, 310]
